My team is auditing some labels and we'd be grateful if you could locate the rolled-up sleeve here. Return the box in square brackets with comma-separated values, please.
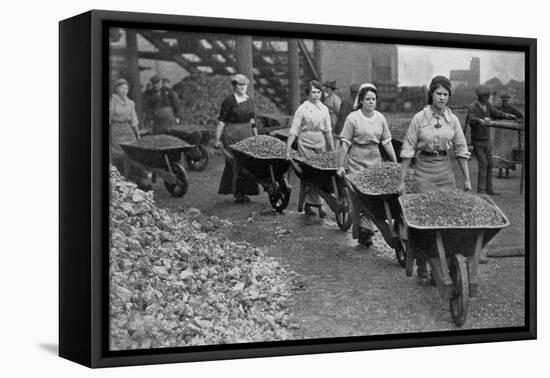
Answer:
[340, 115, 354, 146]
[323, 107, 332, 133]
[380, 116, 392, 145]
[400, 117, 419, 159]
[289, 106, 304, 136]
[109, 97, 115, 125]
[129, 101, 139, 127]
[451, 116, 471, 159]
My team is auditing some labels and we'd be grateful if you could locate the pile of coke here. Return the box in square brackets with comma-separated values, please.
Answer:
[132, 135, 189, 150]
[400, 189, 506, 227]
[303, 151, 338, 170]
[109, 166, 303, 350]
[230, 135, 291, 159]
[347, 162, 414, 195]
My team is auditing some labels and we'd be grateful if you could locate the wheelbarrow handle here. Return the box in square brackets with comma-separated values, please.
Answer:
[219, 145, 235, 162]
[288, 157, 303, 176]
[343, 176, 357, 194]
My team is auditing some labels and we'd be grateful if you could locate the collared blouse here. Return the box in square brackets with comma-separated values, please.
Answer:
[400, 106, 470, 159]
[340, 109, 392, 147]
[109, 94, 139, 126]
[289, 100, 332, 136]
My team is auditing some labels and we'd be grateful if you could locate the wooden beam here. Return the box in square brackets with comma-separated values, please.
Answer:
[138, 30, 198, 74]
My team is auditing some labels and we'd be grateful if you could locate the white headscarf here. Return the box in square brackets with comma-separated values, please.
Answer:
[353, 83, 378, 109]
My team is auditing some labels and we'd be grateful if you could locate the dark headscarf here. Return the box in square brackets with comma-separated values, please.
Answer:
[427, 75, 452, 104]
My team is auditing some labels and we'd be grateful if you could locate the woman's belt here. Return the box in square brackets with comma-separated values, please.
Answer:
[351, 142, 378, 148]
[420, 150, 447, 156]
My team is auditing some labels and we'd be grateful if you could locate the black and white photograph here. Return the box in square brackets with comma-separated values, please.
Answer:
[106, 23, 529, 351]
[6, 0, 544, 376]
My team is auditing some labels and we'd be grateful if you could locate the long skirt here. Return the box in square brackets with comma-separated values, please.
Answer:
[413, 153, 456, 193]
[347, 143, 382, 233]
[110, 121, 146, 183]
[218, 123, 260, 196]
[297, 131, 326, 206]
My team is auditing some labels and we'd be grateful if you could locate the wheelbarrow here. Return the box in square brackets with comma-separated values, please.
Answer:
[119, 138, 194, 198]
[289, 156, 352, 231]
[219, 146, 292, 213]
[162, 126, 211, 171]
[398, 194, 510, 327]
[344, 175, 408, 267]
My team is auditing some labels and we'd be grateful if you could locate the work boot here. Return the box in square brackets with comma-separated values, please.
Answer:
[416, 261, 429, 279]
[304, 204, 316, 216]
[358, 228, 374, 248]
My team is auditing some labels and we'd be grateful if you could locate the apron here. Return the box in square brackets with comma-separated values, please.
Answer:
[110, 120, 136, 157]
[413, 152, 456, 193]
[347, 143, 382, 173]
[218, 123, 260, 196]
[110, 120, 145, 182]
[347, 143, 382, 232]
[298, 131, 326, 206]
[152, 106, 177, 134]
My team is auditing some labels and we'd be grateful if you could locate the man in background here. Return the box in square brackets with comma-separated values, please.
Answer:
[496, 91, 524, 119]
[142, 75, 183, 134]
[323, 80, 342, 131]
[334, 83, 359, 146]
[464, 85, 518, 195]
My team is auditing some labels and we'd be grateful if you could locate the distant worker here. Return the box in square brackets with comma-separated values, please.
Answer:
[334, 83, 360, 144]
[494, 91, 525, 178]
[496, 91, 524, 119]
[323, 80, 342, 131]
[142, 74, 183, 134]
[464, 85, 518, 195]
[161, 77, 171, 89]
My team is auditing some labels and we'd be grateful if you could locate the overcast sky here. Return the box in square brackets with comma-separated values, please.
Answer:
[397, 45, 525, 86]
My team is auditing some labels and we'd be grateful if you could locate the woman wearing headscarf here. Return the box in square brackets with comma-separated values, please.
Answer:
[285, 80, 335, 218]
[214, 73, 260, 203]
[336, 83, 398, 247]
[397, 75, 471, 279]
[109, 78, 150, 189]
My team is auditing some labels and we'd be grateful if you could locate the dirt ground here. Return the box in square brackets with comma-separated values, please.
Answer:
[152, 145, 526, 337]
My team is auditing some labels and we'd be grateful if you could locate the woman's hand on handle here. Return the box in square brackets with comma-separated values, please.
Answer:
[398, 181, 406, 195]
[464, 180, 472, 193]
[214, 140, 222, 149]
[337, 167, 346, 177]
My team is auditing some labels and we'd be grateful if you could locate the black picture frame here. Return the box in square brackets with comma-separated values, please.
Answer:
[59, 9, 537, 368]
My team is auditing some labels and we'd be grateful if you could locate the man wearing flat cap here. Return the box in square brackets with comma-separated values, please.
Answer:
[142, 74, 183, 134]
[496, 91, 524, 119]
[464, 85, 518, 195]
[334, 83, 360, 144]
[323, 80, 342, 132]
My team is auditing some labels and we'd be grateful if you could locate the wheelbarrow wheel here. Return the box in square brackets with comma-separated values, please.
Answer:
[335, 187, 353, 231]
[164, 162, 189, 197]
[185, 145, 209, 171]
[269, 178, 291, 213]
[449, 254, 469, 327]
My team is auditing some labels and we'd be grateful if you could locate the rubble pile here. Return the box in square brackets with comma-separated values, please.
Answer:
[109, 167, 303, 350]
[401, 189, 506, 227]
